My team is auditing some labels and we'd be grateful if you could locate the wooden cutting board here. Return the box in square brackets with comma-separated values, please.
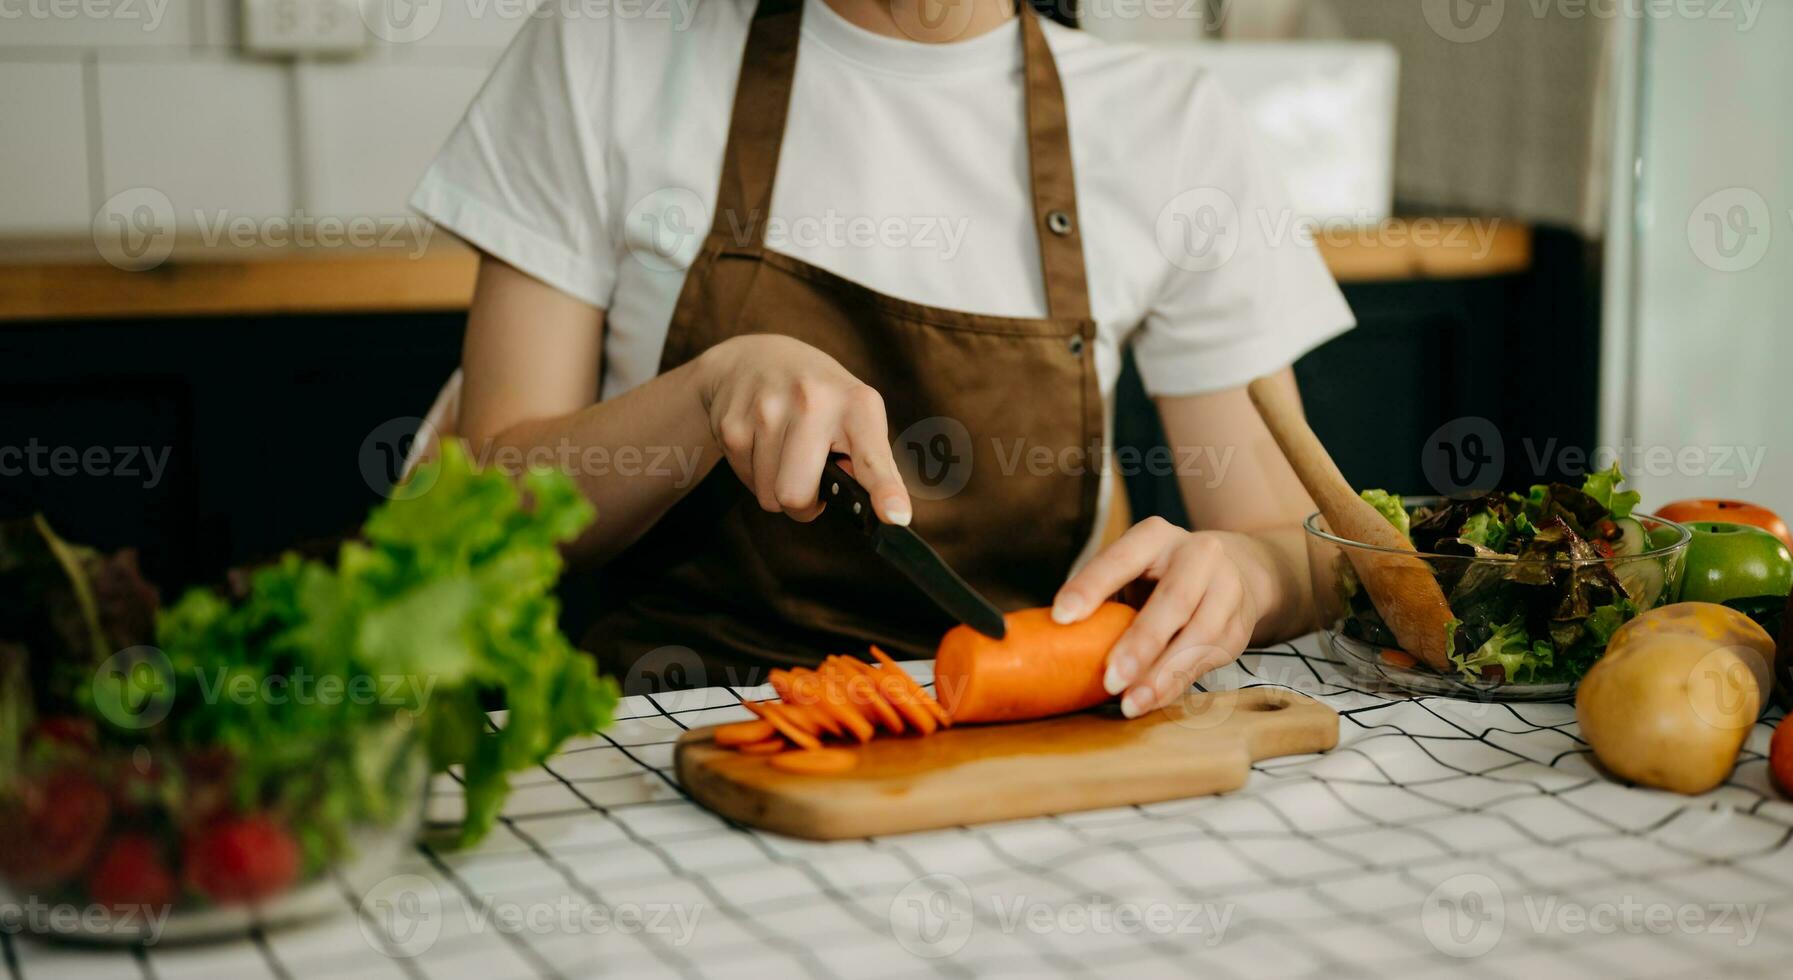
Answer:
[676, 687, 1339, 840]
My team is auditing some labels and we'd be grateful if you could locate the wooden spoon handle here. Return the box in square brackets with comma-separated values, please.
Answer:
[1246, 376, 1410, 554]
[1246, 375, 1456, 670]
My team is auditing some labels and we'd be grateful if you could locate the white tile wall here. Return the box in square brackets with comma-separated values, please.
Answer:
[0, 62, 92, 234]
[295, 59, 493, 219]
[96, 58, 296, 227]
[0, 0, 504, 239]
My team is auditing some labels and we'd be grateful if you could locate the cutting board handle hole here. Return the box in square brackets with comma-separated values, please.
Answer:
[1248, 701, 1287, 712]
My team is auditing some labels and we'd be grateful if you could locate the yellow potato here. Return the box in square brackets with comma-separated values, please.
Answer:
[1576, 602, 1774, 795]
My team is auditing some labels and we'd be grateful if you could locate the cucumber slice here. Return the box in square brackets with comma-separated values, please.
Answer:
[1611, 517, 1647, 557]
[1615, 556, 1666, 607]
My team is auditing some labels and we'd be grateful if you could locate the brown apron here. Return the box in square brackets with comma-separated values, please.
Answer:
[585, 0, 1102, 686]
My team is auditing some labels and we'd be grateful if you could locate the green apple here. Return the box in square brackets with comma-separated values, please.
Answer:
[1678, 521, 1793, 605]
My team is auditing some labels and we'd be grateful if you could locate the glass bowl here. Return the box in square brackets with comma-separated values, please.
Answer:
[0, 715, 427, 944]
[1304, 499, 1691, 701]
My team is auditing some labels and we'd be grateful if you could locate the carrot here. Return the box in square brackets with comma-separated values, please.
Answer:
[824, 656, 904, 734]
[933, 603, 1136, 724]
[869, 646, 952, 728]
[767, 748, 859, 775]
[1379, 648, 1418, 670]
[714, 719, 777, 747]
[736, 738, 789, 755]
[843, 656, 936, 736]
[799, 701, 845, 738]
[769, 669, 845, 738]
[801, 668, 875, 743]
[744, 700, 821, 750]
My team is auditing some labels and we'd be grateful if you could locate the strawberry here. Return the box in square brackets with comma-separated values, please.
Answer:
[0, 771, 110, 886]
[87, 834, 177, 913]
[30, 716, 98, 751]
[184, 814, 300, 904]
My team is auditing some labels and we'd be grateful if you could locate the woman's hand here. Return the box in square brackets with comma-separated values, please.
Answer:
[1052, 517, 1274, 718]
[696, 334, 912, 525]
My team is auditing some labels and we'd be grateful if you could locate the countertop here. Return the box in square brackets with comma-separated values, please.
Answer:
[0, 220, 1534, 322]
[9, 633, 1791, 979]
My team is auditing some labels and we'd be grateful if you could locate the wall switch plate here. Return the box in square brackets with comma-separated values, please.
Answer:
[242, 0, 367, 55]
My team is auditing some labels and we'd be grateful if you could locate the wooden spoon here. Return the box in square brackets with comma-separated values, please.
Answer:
[1246, 375, 1456, 671]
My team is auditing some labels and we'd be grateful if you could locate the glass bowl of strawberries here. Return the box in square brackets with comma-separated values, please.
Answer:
[0, 711, 427, 944]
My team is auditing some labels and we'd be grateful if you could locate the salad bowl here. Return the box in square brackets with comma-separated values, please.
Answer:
[1304, 471, 1691, 701]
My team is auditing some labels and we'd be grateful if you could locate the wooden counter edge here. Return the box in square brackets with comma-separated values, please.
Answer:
[0, 221, 1531, 323]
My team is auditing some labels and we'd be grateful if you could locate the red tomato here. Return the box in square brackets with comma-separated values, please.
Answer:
[1773, 716, 1793, 796]
[1656, 499, 1792, 550]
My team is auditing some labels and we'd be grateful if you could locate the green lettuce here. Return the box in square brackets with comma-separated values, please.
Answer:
[1459, 510, 1512, 552]
[1449, 616, 1557, 685]
[142, 440, 616, 847]
[1360, 490, 1410, 538]
[1579, 463, 1641, 521]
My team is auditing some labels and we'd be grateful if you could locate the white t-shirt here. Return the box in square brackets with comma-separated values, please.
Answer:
[411, 0, 1354, 556]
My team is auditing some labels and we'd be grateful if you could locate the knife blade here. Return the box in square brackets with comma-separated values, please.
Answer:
[819, 457, 1007, 640]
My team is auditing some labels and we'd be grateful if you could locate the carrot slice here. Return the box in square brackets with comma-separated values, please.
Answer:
[844, 656, 935, 736]
[1380, 648, 1418, 670]
[934, 604, 1134, 724]
[767, 670, 845, 738]
[824, 657, 903, 734]
[744, 700, 821, 750]
[798, 701, 845, 738]
[714, 719, 777, 747]
[736, 738, 788, 755]
[869, 646, 952, 729]
[768, 748, 859, 775]
[803, 668, 875, 743]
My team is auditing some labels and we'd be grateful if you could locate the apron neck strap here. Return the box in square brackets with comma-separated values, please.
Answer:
[711, 0, 1092, 322]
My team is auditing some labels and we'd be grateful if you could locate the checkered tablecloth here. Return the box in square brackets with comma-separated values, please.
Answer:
[9, 634, 1793, 979]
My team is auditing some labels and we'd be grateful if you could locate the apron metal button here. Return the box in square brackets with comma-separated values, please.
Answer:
[1067, 335, 1086, 356]
[1046, 210, 1072, 236]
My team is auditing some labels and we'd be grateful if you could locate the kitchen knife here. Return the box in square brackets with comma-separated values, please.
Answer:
[819, 457, 1007, 640]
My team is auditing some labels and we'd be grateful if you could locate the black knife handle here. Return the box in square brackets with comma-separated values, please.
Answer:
[819, 456, 879, 534]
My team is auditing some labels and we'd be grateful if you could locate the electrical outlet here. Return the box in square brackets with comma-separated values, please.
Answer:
[242, 0, 368, 55]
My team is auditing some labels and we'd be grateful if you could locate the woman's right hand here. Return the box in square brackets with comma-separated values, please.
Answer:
[696, 334, 913, 526]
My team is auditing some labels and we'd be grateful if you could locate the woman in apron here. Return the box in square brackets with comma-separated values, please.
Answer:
[410, 0, 1355, 718]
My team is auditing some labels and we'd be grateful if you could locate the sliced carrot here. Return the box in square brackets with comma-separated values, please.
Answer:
[743, 700, 821, 750]
[714, 719, 777, 747]
[768, 748, 859, 775]
[1380, 648, 1418, 670]
[824, 656, 903, 734]
[803, 668, 875, 743]
[843, 656, 935, 736]
[869, 646, 952, 729]
[798, 701, 845, 738]
[735, 738, 788, 755]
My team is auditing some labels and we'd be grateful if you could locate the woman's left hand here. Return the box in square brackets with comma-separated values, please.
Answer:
[1051, 517, 1266, 718]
